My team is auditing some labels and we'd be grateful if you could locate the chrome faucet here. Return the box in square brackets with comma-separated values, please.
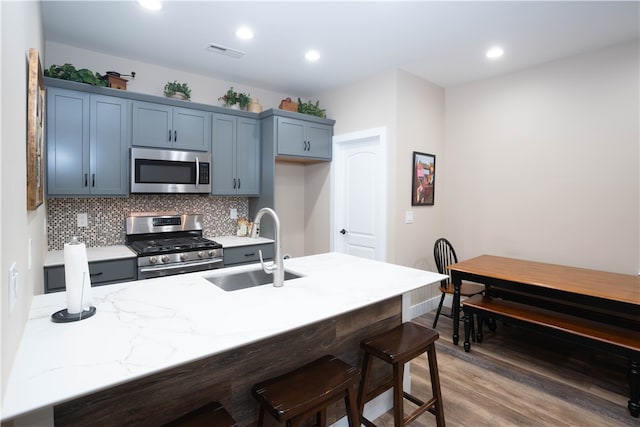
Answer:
[251, 207, 284, 288]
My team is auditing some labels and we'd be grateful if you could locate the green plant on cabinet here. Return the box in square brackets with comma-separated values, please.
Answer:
[164, 81, 191, 100]
[44, 63, 107, 86]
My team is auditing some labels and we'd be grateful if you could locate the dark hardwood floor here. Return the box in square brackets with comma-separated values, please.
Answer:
[372, 310, 638, 427]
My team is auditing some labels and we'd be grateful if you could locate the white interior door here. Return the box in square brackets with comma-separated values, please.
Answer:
[331, 128, 387, 261]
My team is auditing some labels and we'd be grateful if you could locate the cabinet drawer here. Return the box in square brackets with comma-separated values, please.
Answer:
[44, 258, 137, 293]
[224, 244, 274, 266]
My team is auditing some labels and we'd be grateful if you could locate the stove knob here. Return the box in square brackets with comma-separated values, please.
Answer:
[198, 251, 205, 258]
[149, 256, 158, 264]
[161, 255, 170, 263]
[208, 250, 215, 257]
[180, 253, 187, 261]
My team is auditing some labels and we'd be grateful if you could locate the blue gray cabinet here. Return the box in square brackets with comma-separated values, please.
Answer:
[132, 101, 211, 151]
[276, 116, 332, 161]
[44, 258, 137, 294]
[46, 87, 130, 196]
[211, 113, 260, 196]
[223, 243, 274, 267]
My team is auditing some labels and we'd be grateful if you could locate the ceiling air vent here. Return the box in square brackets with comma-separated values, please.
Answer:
[206, 43, 245, 58]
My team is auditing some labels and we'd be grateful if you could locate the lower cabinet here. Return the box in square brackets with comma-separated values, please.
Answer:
[44, 258, 137, 294]
[223, 244, 274, 267]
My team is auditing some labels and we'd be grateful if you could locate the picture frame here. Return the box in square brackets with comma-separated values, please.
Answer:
[411, 151, 435, 206]
[27, 48, 45, 210]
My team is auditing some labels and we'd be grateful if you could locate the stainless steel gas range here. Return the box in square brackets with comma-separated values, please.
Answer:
[125, 214, 223, 280]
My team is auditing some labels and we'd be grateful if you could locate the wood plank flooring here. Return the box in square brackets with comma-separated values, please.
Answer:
[372, 311, 638, 427]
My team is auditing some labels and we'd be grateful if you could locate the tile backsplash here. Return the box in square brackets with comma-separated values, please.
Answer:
[47, 195, 249, 250]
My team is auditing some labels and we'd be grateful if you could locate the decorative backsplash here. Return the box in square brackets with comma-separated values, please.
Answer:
[47, 195, 249, 250]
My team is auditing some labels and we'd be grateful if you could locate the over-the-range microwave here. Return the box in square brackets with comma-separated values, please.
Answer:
[130, 147, 211, 194]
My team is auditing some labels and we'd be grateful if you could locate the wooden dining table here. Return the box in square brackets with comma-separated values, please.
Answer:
[447, 255, 640, 347]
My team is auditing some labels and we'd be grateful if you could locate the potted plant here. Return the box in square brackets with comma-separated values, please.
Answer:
[237, 92, 251, 110]
[44, 63, 107, 86]
[219, 87, 238, 108]
[219, 87, 251, 110]
[297, 98, 326, 118]
[164, 81, 191, 101]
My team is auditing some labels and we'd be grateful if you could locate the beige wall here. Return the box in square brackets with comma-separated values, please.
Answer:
[316, 69, 446, 271]
[318, 70, 400, 260]
[1, 0, 47, 398]
[45, 41, 288, 115]
[444, 41, 639, 274]
[274, 162, 306, 257]
[395, 70, 445, 271]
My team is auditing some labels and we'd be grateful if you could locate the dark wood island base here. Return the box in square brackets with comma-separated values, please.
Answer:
[54, 297, 402, 426]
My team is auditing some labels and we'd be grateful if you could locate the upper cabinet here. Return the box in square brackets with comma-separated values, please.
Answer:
[276, 117, 333, 161]
[211, 113, 260, 196]
[259, 110, 335, 163]
[46, 87, 131, 196]
[132, 101, 211, 152]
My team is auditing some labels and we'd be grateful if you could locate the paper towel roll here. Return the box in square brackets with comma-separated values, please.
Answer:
[64, 238, 92, 314]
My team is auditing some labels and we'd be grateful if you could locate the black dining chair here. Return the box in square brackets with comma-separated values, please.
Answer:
[432, 238, 485, 328]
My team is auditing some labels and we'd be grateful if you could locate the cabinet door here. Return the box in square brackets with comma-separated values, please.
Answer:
[44, 258, 137, 293]
[236, 117, 260, 195]
[46, 87, 90, 195]
[132, 101, 172, 148]
[90, 95, 131, 195]
[305, 123, 332, 160]
[173, 107, 211, 151]
[223, 244, 274, 266]
[276, 117, 307, 157]
[211, 114, 236, 195]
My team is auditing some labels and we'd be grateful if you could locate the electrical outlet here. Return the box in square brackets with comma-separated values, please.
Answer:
[77, 213, 88, 227]
[230, 208, 238, 220]
[8, 262, 17, 312]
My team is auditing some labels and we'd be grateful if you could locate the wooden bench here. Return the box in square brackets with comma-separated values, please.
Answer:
[462, 294, 640, 418]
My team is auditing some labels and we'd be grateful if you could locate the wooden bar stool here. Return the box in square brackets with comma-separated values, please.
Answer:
[357, 322, 445, 427]
[252, 355, 360, 427]
[162, 401, 237, 427]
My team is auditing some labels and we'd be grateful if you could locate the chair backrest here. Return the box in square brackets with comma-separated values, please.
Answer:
[433, 238, 459, 288]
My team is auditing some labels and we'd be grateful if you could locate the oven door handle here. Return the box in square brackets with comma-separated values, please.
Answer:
[139, 259, 223, 273]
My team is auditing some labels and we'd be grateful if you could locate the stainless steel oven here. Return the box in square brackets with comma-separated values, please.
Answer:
[130, 147, 211, 194]
[125, 214, 223, 280]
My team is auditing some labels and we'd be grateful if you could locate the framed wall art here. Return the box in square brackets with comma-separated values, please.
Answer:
[411, 151, 435, 206]
[27, 48, 45, 210]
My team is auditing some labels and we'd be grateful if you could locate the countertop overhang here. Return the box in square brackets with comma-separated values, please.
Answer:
[1, 252, 446, 421]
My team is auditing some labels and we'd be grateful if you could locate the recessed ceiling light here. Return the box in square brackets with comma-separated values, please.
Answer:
[235, 27, 254, 40]
[305, 50, 320, 62]
[486, 47, 504, 59]
[138, 0, 162, 11]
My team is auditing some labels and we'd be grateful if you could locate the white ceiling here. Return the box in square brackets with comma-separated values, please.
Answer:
[41, 1, 640, 96]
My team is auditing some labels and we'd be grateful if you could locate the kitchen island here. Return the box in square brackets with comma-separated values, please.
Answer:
[2, 253, 445, 426]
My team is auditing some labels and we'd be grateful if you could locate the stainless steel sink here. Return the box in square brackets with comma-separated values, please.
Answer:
[205, 269, 302, 292]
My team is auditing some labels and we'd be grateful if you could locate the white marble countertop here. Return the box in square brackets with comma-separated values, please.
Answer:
[44, 245, 136, 267]
[1, 252, 446, 421]
[211, 235, 274, 248]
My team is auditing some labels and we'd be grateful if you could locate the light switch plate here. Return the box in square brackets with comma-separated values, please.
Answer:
[77, 213, 88, 227]
[230, 208, 238, 220]
[405, 210, 414, 224]
[8, 262, 17, 312]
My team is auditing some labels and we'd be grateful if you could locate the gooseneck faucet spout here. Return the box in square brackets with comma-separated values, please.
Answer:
[251, 208, 284, 288]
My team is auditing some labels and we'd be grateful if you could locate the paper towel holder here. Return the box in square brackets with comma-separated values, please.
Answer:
[51, 306, 96, 323]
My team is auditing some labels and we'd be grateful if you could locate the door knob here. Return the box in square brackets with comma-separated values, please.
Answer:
[339, 229, 347, 235]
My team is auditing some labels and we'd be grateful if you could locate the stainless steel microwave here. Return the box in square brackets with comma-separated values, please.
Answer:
[130, 147, 211, 194]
